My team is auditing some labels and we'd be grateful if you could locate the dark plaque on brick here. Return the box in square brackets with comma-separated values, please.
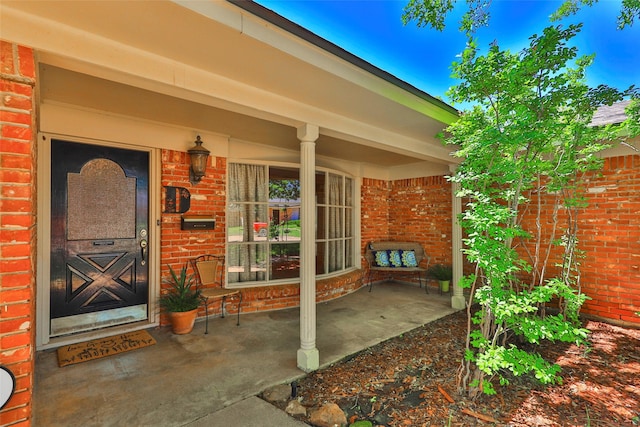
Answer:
[163, 186, 191, 213]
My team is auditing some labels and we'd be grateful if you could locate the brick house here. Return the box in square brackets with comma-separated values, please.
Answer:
[0, 1, 638, 425]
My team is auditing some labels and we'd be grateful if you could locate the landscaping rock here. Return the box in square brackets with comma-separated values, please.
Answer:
[262, 384, 292, 403]
[309, 402, 347, 427]
[285, 399, 307, 416]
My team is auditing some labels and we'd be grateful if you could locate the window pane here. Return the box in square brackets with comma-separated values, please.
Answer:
[329, 207, 343, 238]
[328, 173, 343, 205]
[269, 167, 300, 205]
[227, 205, 243, 242]
[315, 242, 326, 275]
[270, 243, 300, 280]
[228, 203, 268, 242]
[269, 204, 300, 242]
[316, 172, 326, 204]
[328, 240, 343, 273]
[316, 206, 326, 240]
[345, 207, 352, 238]
[345, 238, 353, 268]
[269, 167, 300, 243]
[228, 163, 267, 202]
[227, 243, 267, 283]
[345, 177, 353, 206]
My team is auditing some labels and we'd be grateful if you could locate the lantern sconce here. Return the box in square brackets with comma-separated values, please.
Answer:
[188, 135, 210, 185]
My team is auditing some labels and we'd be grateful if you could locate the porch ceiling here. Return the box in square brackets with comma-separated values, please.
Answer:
[1, 0, 460, 168]
[39, 65, 440, 168]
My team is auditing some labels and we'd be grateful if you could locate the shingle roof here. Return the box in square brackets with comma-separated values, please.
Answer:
[591, 100, 631, 126]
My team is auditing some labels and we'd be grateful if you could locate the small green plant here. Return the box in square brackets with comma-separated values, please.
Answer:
[585, 406, 591, 427]
[159, 264, 201, 313]
[428, 264, 453, 281]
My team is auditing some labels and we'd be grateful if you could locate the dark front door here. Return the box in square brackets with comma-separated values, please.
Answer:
[50, 139, 149, 335]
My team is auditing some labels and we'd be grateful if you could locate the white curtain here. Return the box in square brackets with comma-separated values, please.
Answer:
[345, 177, 353, 268]
[328, 174, 344, 272]
[228, 164, 267, 283]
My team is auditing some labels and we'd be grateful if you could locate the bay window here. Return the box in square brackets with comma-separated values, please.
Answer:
[227, 162, 354, 286]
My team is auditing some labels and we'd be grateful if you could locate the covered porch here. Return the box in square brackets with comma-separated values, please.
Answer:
[34, 282, 457, 426]
[0, 2, 464, 424]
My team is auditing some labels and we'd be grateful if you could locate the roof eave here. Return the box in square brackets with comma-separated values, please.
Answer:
[227, 0, 460, 123]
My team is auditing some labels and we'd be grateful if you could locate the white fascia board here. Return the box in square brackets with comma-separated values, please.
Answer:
[320, 127, 457, 164]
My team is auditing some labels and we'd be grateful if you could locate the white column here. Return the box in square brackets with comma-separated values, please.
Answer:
[450, 166, 466, 310]
[297, 124, 320, 372]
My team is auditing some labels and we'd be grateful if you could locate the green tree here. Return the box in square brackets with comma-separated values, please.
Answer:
[269, 178, 300, 240]
[404, 2, 640, 398]
[269, 179, 300, 202]
[402, 0, 640, 35]
[551, 0, 640, 29]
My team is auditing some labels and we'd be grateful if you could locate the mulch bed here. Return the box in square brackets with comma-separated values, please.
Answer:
[267, 309, 640, 426]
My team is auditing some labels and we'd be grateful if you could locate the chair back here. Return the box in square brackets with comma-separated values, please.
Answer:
[191, 255, 225, 289]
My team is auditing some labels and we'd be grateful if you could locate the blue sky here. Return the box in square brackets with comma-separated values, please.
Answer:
[255, 0, 640, 107]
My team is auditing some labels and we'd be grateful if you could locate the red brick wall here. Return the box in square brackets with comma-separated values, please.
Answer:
[361, 176, 453, 291]
[239, 270, 363, 314]
[0, 41, 36, 427]
[579, 155, 640, 324]
[514, 154, 640, 325]
[389, 176, 452, 264]
[361, 178, 390, 265]
[454, 154, 640, 328]
[160, 149, 227, 323]
[161, 149, 227, 260]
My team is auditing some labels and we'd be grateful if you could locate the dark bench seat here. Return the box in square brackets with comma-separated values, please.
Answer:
[364, 241, 431, 292]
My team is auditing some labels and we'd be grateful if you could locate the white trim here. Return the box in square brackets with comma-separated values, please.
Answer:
[36, 133, 52, 348]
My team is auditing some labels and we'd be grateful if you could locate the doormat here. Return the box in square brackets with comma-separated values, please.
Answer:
[57, 330, 156, 367]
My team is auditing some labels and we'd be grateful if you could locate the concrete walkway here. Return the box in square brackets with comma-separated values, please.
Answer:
[34, 282, 458, 426]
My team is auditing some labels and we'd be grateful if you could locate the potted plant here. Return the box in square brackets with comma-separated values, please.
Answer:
[160, 264, 201, 334]
[428, 264, 453, 293]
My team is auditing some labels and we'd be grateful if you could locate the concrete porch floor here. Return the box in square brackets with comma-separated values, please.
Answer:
[34, 281, 458, 426]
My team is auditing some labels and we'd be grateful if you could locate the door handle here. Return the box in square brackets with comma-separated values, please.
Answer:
[140, 239, 147, 265]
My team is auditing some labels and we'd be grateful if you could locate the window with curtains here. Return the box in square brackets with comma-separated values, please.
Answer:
[227, 163, 354, 286]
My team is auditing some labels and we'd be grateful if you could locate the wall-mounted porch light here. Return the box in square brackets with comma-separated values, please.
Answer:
[188, 135, 210, 185]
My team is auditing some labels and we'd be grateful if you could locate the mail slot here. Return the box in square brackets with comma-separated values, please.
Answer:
[181, 215, 215, 230]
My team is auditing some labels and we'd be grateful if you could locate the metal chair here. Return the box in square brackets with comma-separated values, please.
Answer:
[190, 254, 242, 333]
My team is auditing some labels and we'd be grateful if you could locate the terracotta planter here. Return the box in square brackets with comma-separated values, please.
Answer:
[168, 309, 198, 334]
